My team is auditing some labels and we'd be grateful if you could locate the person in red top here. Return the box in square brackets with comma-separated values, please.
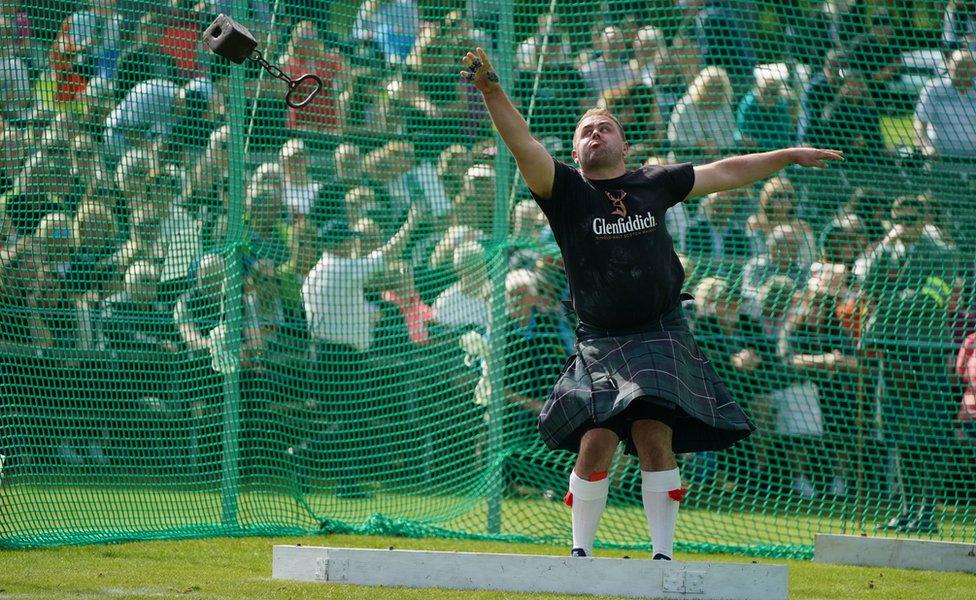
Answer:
[280, 20, 345, 133]
[957, 332, 976, 440]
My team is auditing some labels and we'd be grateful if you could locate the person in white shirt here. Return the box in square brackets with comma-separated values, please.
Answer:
[280, 138, 322, 221]
[300, 200, 424, 497]
[667, 66, 737, 164]
[431, 241, 490, 332]
[915, 50, 976, 160]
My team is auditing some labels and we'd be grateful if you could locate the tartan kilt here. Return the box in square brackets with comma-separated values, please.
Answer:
[538, 305, 756, 455]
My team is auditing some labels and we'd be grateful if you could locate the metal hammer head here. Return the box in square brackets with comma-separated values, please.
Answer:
[204, 14, 257, 64]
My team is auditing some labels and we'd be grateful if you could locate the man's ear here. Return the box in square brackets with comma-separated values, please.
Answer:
[571, 148, 579, 164]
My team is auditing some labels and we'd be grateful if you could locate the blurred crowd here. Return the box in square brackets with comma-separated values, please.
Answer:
[0, 0, 975, 509]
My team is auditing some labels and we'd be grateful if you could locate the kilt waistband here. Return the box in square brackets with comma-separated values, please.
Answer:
[575, 295, 692, 342]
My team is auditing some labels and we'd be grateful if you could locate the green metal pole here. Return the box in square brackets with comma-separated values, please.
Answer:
[486, 0, 515, 535]
[220, 0, 247, 528]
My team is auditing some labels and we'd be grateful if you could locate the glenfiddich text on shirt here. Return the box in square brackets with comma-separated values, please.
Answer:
[592, 211, 658, 238]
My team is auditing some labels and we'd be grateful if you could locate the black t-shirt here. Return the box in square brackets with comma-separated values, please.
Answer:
[532, 159, 695, 330]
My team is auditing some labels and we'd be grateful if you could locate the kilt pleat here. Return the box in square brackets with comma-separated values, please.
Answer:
[538, 306, 755, 454]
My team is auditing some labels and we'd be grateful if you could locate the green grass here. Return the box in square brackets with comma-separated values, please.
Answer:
[2, 533, 975, 599]
[8, 483, 976, 555]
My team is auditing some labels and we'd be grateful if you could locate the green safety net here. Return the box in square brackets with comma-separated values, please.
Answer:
[1, 0, 974, 558]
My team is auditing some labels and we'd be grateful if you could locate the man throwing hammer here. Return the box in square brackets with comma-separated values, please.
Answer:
[461, 47, 843, 560]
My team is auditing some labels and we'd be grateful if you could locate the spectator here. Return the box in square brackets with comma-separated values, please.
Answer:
[301, 200, 425, 497]
[741, 224, 807, 320]
[856, 195, 958, 534]
[597, 82, 663, 162]
[515, 13, 573, 79]
[509, 198, 552, 270]
[746, 177, 816, 267]
[804, 71, 885, 169]
[838, 186, 889, 244]
[243, 162, 289, 270]
[629, 26, 667, 91]
[65, 199, 121, 299]
[431, 241, 490, 333]
[0, 52, 35, 127]
[114, 11, 178, 103]
[45, 0, 122, 109]
[99, 260, 179, 356]
[497, 268, 568, 465]
[276, 217, 319, 345]
[102, 78, 180, 166]
[846, 8, 903, 107]
[352, 0, 420, 66]
[956, 331, 976, 440]
[78, 75, 115, 140]
[406, 10, 488, 140]
[280, 20, 345, 134]
[342, 186, 383, 232]
[691, 275, 775, 484]
[944, 0, 976, 53]
[173, 252, 226, 475]
[337, 61, 388, 138]
[308, 142, 364, 228]
[0, 119, 29, 201]
[435, 144, 472, 205]
[781, 2, 833, 71]
[816, 213, 867, 286]
[1, 152, 73, 243]
[915, 50, 976, 168]
[161, 0, 206, 84]
[650, 31, 702, 124]
[735, 73, 795, 152]
[68, 133, 109, 197]
[692, 0, 758, 102]
[667, 66, 736, 164]
[279, 139, 322, 222]
[167, 78, 217, 166]
[363, 140, 418, 229]
[0, 0, 33, 62]
[798, 49, 846, 145]
[778, 269, 859, 498]
[684, 188, 751, 277]
[183, 125, 230, 251]
[578, 25, 636, 106]
[29, 212, 80, 350]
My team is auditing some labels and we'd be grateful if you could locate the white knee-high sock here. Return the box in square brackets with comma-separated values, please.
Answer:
[641, 468, 682, 559]
[565, 470, 610, 555]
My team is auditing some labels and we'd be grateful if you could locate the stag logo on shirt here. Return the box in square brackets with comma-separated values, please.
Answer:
[605, 190, 628, 218]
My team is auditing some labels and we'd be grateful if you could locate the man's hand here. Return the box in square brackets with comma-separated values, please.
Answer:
[792, 147, 845, 168]
[460, 48, 501, 94]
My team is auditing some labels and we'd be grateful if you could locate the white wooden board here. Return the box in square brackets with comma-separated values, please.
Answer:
[272, 545, 788, 599]
[815, 534, 976, 573]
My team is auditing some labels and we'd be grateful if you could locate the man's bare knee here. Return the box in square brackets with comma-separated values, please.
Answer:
[574, 428, 619, 477]
[631, 419, 676, 471]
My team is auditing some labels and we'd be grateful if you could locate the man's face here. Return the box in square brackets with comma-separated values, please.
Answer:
[572, 115, 628, 172]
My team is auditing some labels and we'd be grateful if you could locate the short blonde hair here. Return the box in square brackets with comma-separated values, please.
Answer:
[573, 108, 627, 146]
[688, 66, 733, 105]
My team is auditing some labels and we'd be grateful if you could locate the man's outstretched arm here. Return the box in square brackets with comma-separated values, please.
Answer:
[461, 48, 555, 200]
[686, 148, 844, 201]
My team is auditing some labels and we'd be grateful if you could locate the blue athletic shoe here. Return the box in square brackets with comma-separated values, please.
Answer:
[571, 548, 587, 557]
[652, 553, 672, 560]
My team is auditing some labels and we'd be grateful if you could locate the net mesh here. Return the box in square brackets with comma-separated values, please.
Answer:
[1, 0, 974, 557]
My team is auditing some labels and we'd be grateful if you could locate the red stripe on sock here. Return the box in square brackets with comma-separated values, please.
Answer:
[588, 471, 608, 482]
[564, 491, 573, 506]
[668, 487, 687, 502]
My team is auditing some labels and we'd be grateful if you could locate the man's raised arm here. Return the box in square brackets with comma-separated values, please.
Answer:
[461, 48, 555, 200]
